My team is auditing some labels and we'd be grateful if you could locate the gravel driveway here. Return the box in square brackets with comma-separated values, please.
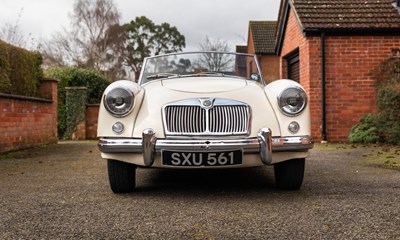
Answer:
[0, 141, 399, 239]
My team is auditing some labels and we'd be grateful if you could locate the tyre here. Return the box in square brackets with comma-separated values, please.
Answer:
[274, 158, 305, 190]
[107, 159, 136, 193]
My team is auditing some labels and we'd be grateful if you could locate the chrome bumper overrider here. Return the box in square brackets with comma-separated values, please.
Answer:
[98, 128, 314, 166]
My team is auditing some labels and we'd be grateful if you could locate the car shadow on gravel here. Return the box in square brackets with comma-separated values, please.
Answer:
[133, 167, 277, 194]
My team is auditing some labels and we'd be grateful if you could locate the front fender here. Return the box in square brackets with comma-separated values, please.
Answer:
[264, 79, 312, 137]
[97, 80, 145, 137]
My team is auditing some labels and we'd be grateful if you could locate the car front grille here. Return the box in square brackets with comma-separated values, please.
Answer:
[163, 98, 250, 136]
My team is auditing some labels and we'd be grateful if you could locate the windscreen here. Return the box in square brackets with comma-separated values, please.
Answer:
[140, 52, 262, 84]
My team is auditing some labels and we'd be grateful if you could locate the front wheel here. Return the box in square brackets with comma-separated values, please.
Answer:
[107, 159, 136, 193]
[274, 158, 305, 190]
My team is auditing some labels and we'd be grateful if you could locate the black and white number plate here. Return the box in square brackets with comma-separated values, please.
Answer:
[162, 150, 242, 167]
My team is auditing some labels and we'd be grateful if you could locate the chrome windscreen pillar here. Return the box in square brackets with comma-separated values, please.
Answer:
[258, 128, 272, 164]
[143, 128, 157, 167]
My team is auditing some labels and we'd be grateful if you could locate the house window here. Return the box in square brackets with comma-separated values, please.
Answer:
[286, 50, 300, 83]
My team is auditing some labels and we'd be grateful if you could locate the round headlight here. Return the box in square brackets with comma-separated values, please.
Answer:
[278, 87, 307, 116]
[104, 87, 134, 117]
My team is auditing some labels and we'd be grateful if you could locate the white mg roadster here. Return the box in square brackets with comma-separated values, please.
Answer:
[97, 51, 313, 193]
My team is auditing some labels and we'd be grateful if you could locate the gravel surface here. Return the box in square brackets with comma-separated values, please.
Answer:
[0, 142, 399, 239]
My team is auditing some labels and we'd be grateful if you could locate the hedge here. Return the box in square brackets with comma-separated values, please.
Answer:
[0, 40, 43, 96]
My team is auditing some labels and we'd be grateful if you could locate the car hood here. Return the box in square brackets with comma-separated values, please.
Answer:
[162, 77, 247, 93]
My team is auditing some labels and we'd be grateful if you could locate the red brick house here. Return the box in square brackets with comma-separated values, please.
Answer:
[275, 0, 400, 142]
[246, 21, 280, 83]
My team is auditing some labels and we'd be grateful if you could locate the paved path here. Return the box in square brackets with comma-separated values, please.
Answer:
[0, 142, 399, 239]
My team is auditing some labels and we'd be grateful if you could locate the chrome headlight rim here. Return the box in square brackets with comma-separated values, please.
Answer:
[277, 86, 308, 116]
[104, 86, 135, 117]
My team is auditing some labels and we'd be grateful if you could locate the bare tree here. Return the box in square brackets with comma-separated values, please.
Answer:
[197, 36, 233, 71]
[41, 0, 125, 80]
[41, 29, 82, 68]
[0, 8, 36, 49]
[199, 36, 231, 52]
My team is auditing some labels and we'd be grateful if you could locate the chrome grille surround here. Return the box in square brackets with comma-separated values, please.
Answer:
[163, 98, 251, 136]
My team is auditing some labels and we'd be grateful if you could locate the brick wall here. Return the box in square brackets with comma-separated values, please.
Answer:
[280, 8, 400, 142]
[85, 104, 99, 139]
[259, 55, 280, 83]
[323, 36, 400, 141]
[0, 78, 58, 153]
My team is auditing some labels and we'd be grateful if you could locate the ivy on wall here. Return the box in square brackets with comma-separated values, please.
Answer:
[65, 87, 87, 140]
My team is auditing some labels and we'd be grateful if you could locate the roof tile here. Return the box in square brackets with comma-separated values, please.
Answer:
[249, 21, 277, 54]
[293, 0, 400, 30]
[236, 45, 247, 53]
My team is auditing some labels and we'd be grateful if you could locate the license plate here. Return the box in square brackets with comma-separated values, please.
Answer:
[162, 150, 242, 167]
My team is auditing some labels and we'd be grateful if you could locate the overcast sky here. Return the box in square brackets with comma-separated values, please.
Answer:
[0, 0, 280, 51]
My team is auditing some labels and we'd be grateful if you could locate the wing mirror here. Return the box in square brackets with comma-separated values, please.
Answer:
[250, 73, 260, 81]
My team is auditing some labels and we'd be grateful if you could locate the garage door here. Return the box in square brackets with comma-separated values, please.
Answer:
[287, 52, 299, 83]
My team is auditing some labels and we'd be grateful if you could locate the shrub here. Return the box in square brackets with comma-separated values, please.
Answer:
[386, 123, 400, 145]
[45, 67, 110, 139]
[349, 114, 381, 144]
[376, 86, 400, 119]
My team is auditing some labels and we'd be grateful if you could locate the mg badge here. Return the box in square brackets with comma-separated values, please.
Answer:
[200, 98, 214, 109]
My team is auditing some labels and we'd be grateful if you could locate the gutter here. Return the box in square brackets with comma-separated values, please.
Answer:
[321, 32, 328, 143]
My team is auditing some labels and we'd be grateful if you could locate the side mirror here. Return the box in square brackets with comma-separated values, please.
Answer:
[250, 73, 260, 81]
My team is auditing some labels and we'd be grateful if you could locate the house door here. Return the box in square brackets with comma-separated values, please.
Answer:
[287, 52, 299, 82]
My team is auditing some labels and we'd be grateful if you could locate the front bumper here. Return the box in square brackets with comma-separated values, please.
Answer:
[98, 128, 314, 167]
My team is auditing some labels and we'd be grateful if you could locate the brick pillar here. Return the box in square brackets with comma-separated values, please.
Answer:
[38, 77, 59, 142]
[85, 104, 100, 139]
[65, 87, 87, 140]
